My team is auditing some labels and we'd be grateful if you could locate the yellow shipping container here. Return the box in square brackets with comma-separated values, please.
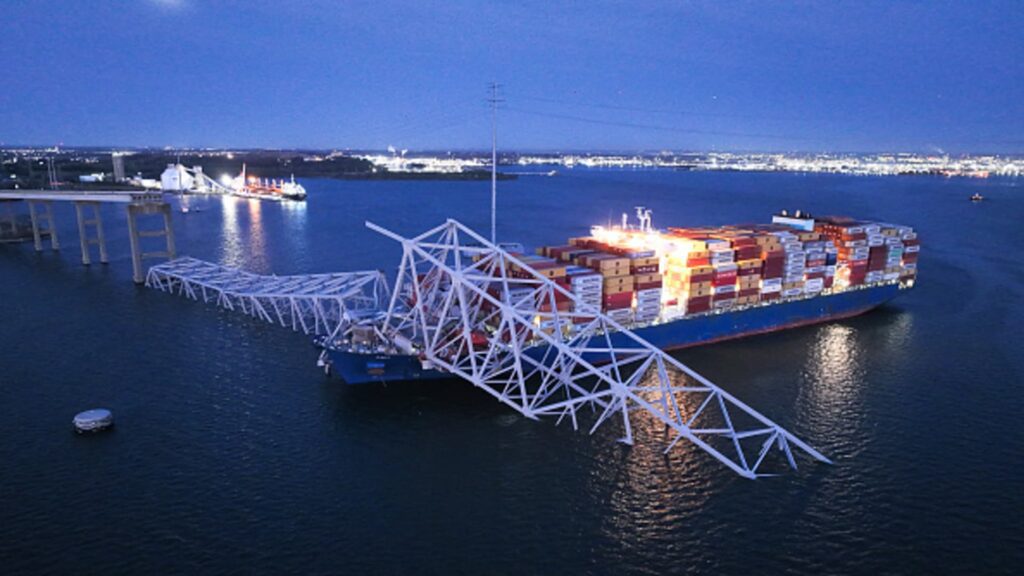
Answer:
[603, 275, 635, 293]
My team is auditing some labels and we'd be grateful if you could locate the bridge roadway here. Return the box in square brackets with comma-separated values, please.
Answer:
[0, 189, 175, 282]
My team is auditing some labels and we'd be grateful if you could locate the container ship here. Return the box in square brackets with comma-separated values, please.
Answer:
[324, 210, 920, 384]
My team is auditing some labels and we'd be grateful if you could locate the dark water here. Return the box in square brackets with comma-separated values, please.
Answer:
[1, 170, 1022, 575]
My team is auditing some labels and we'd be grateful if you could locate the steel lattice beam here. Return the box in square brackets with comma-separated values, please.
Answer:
[145, 257, 389, 340]
[369, 219, 831, 478]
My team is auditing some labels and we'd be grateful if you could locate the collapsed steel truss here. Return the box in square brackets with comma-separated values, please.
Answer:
[145, 257, 389, 339]
[144, 222, 830, 478]
[370, 219, 830, 478]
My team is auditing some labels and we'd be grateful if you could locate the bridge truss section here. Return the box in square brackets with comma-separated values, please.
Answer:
[146, 257, 389, 340]
[369, 219, 831, 479]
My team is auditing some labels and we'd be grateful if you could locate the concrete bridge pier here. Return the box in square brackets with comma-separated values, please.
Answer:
[126, 202, 176, 284]
[27, 200, 60, 251]
[74, 201, 108, 265]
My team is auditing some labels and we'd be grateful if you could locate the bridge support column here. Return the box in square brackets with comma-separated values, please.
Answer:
[28, 201, 42, 251]
[94, 204, 109, 264]
[26, 201, 58, 251]
[44, 202, 59, 250]
[74, 201, 109, 265]
[75, 202, 91, 265]
[127, 202, 175, 284]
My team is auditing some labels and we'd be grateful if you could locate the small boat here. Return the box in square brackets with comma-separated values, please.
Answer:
[970, 193, 984, 202]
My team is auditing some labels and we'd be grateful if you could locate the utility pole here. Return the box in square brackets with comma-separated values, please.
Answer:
[487, 82, 503, 244]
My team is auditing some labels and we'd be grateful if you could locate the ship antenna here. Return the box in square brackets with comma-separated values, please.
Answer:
[487, 82, 503, 244]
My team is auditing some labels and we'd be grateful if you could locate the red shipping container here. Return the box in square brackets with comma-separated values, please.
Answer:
[631, 264, 659, 274]
[867, 260, 885, 272]
[805, 271, 825, 280]
[902, 253, 919, 264]
[824, 277, 834, 288]
[761, 292, 781, 302]
[737, 267, 760, 277]
[686, 295, 711, 306]
[712, 293, 736, 303]
[738, 287, 759, 298]
[688, 272, 714, 284]
[736, 246, 760, 260]
[635, 281, 663, 290]
[687, 257, 711, 267]
[685, 296, 712, 313]
[603, 292, 633, 308]
[712, 275, 736, 287]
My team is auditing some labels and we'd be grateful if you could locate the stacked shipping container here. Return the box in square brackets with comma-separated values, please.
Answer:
[524, 214, 917, 326]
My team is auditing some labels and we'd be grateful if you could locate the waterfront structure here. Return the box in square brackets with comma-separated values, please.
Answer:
[0, 189, 175, 281]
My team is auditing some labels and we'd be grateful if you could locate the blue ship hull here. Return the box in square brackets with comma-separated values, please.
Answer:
[327, 283, 905, 385]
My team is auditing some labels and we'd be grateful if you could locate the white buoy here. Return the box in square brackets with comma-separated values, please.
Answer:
[73, 408, 114, 434]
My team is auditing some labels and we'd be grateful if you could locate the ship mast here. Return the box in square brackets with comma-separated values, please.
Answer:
[487, 82, 503, 244]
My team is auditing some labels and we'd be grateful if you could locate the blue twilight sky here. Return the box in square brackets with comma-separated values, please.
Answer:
[2, 0, 1022, 153]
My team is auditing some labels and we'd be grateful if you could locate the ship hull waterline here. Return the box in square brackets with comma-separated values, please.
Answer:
[326, 282, 904, 385]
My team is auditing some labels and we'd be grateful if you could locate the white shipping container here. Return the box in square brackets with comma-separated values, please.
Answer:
[713, 284, 737, 295]
[761, 284, 782, 294]
[782, 288, 803, 297]
[902, 232, 917, 240]
[905, 245, 920, 253]
[761, 277, 783, 287]
[806, 265, 826, 274]
[883, 272, 900, 281]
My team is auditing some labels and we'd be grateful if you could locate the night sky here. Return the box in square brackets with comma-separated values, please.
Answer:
[2, 0, 1021, 153]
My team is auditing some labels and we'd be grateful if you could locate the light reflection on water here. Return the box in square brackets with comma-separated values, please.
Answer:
[220, 195, 243, 268]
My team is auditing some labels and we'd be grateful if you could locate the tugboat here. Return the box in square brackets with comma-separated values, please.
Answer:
[970, 192, 984, 202]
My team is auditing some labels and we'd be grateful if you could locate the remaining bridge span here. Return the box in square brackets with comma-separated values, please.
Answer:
[145, 257, 389, 340]
[0, 189, 175, 282]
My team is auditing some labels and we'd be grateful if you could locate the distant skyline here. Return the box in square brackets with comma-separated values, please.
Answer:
[2, 1, 1022, 153]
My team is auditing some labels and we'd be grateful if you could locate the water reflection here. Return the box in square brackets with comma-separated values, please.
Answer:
[246, 199, 269, 272]
[281, 200, 309, 270]
[220, 195, 243, 267]
[807, 324, 863, 409]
